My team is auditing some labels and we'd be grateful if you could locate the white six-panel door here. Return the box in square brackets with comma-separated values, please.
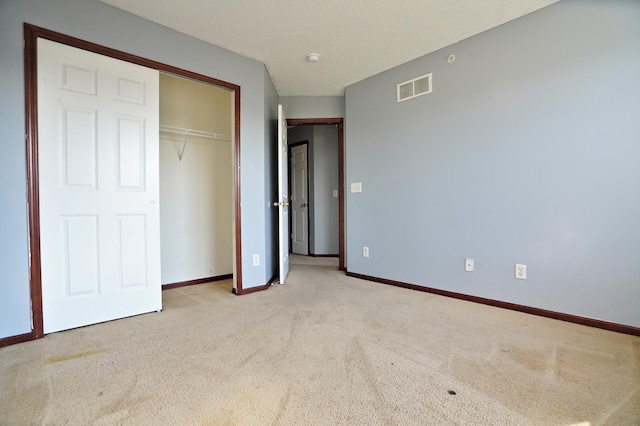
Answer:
[291, 144, 308, 255]
[277, 105, 290, 284]
[38, 38, 161, 333]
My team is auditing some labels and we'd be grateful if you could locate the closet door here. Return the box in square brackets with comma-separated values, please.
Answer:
[38, 38, 161, 333]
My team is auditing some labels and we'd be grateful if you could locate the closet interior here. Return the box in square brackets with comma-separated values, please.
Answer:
[159, 73, 233, 286]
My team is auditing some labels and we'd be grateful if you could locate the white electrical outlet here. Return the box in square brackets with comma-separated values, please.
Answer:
[253, 254, 260, 266]
[515, 264, 526, 280]
[465, 258, 474, 272]
[363, 246, 369, 258]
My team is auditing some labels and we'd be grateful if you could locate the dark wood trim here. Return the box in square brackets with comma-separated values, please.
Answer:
[286, 118, 345, 271]
[346, 272, 640, 337]
[288, 118, 341, 126]
[233, 85, 243, 293]
[337, 122, 345, 271]
[162, 274, 233, 290]
[289, 141, 309, 148]
[24, 24, 44, 340]
[233, 283, 270, 295]
[0, 332, 35, 348]
[232, 272, 276, 295]
[311, 254, 339, 258]
[21, 23, 243, 347]
[25, 25, 240, 92]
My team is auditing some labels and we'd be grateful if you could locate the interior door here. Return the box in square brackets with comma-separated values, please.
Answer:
[277, 105, 290, 284]
[291, 143, 309, 255]
[38, 38, 161, 333]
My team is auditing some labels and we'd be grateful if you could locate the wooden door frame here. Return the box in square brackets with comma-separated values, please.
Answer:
[288, 141, 310, 256]
[286, 118, 345, 271]
[23, 23, 244, 341]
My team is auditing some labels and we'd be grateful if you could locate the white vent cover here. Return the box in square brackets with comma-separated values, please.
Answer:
[397, 73, 432, 102]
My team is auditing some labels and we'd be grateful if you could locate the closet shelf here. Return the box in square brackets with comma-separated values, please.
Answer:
[160, 124, 231, 142]
[160, 124, 231, 161]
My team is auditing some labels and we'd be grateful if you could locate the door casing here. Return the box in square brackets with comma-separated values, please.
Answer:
[23, 23, 244, 341]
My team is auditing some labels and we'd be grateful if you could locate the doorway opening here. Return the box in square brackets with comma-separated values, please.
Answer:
[286, 119, 345, 271]
[158, 73, 234, 291]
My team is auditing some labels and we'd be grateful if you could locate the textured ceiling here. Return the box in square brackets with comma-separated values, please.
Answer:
[98, 0, 559, 96]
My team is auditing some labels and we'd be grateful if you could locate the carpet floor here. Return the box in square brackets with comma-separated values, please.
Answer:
[1, 255, 639, 425]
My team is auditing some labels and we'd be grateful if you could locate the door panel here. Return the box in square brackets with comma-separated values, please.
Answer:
[277, 105, 290, 284]
[293, 210, 307, 242]
[63, 215, 100, 296]
[116, 116, 145, 189]
[38, 38, 161, 333]
[62, 107, 97, 188]
[116, 214, 148, 288]
[291, 144, 309, 255]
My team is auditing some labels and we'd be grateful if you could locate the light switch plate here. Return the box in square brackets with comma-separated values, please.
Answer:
[350, 182, 362, 193]
[333, 190, 338, 198]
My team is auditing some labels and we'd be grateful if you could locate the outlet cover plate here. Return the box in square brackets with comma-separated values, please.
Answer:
[363, 246, 369, 258]
[515, 264, 526, 279]
[465, 258, 474, 272]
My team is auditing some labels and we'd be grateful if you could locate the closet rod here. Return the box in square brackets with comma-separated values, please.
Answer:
[159, 124, 231, 142]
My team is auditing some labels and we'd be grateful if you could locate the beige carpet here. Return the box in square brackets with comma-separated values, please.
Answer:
[1, 255, 639, 425]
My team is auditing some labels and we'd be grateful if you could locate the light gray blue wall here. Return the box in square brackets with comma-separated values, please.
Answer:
[312, 126, 339, 255]
[280, 96, 344, 119]
[0, 1, 32, 338]
[0, 0, 274, 338]
[288, 127, 314, 146]
[345, 0, 640, 327]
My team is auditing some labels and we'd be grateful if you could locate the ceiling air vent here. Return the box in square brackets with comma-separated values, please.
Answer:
[397, 73, 432, 102]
